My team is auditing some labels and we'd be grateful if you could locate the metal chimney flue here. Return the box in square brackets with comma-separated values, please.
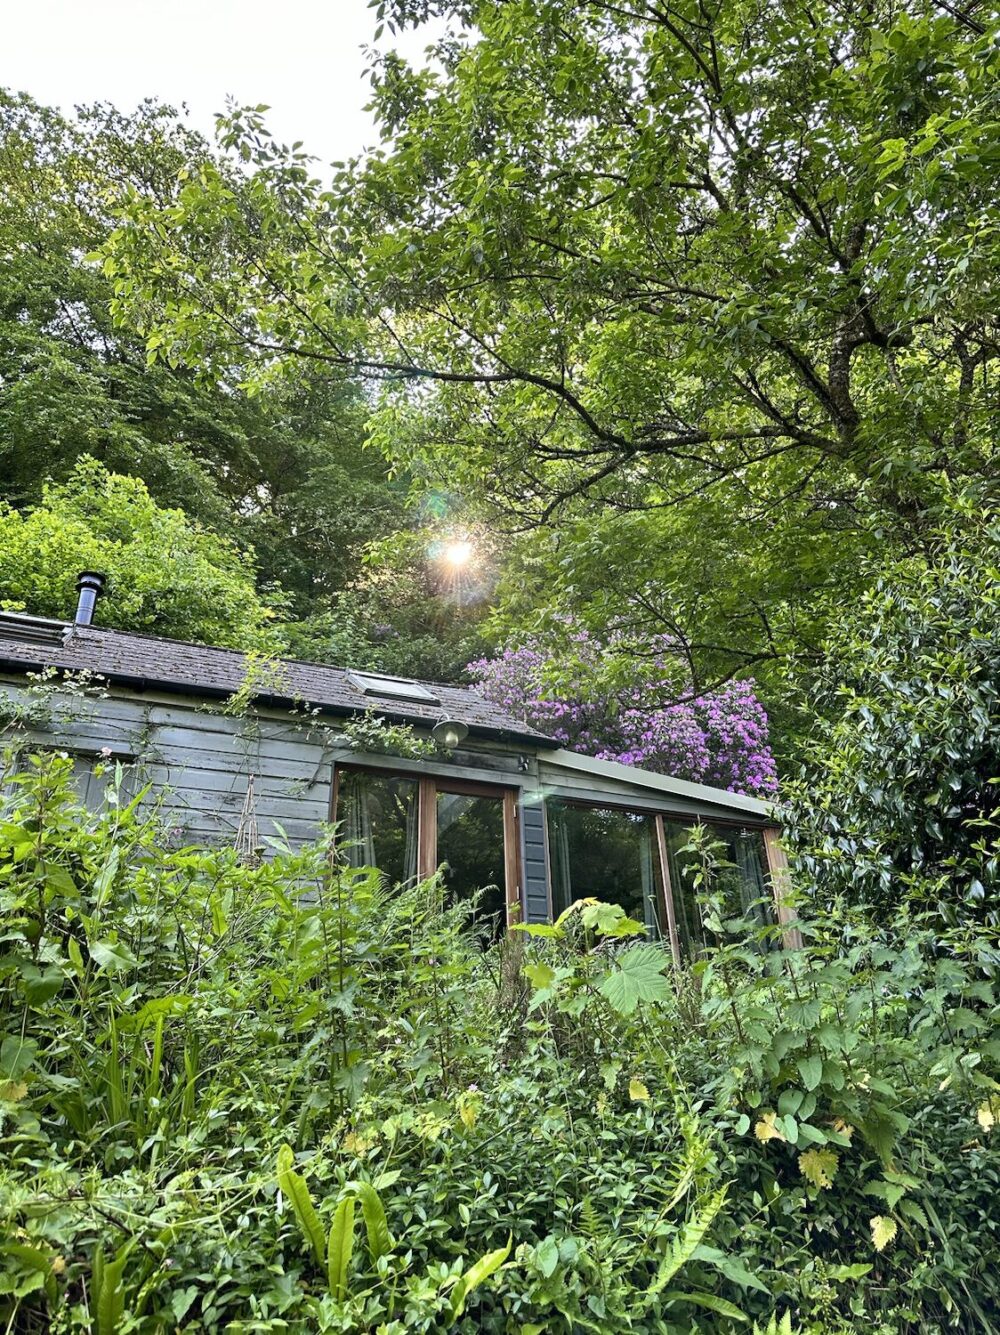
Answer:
[74, 571, 107, 626]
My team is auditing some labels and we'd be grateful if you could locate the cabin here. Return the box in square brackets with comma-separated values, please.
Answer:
[0, 575, 795, 957]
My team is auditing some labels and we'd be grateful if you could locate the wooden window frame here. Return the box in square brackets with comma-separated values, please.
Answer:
[547, 796, 797, 956]
[333, 764, 524, 928]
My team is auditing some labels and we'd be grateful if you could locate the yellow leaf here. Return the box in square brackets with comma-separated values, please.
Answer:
[754, 1111, 787, 1143]
[457, 1089, 482, 1129]
[977, 1102, 996, 1132]
[343, 1131, 372, 1155]
[0, 1080, 28, 1103]
[799, 1148, 839, 1189]
[871, 1215, 897, 1252]
[629, 1078, 650, 1102]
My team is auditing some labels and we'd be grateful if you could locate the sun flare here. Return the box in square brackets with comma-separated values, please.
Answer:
[443, 539, 474, 567]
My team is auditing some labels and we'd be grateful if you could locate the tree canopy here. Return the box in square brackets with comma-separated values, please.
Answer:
[0, 92, 424, 655]
[0, 458, 281, 648]
[101, 0, 1000, 694]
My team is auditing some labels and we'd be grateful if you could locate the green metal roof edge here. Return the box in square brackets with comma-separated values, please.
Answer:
[539, 747, 777, 820]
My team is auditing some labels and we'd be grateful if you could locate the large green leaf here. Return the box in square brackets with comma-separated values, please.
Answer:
[598, 945, 672, 1015]
[276, 1145, 325, 1266]
[352, 1181, 393, 1264]
[660, 1290, 749, 1322]
[327, 1195, 356, 1301]
[448, 1233, 512, 1320]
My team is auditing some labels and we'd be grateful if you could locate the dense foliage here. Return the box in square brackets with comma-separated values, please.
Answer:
[0, 459, 281, 649]
[99, 0, 1000, 701]
[788, 505, 1000, 930]
[1, 755, 997, 1332]
[469, 630, 777, 795]
[0, 90, 472, 676]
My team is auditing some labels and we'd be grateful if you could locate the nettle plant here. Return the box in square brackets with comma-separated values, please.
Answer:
[469, 628, 778, 796]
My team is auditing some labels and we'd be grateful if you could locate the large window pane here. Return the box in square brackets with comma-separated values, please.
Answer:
[436, 790, 507, 936]
[663, 821, 773, 957]
[336, 770, 419, 886]
[548, 801, 666, 936]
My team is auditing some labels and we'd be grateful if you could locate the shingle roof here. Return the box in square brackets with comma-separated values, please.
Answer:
[0, 613, 554, 746]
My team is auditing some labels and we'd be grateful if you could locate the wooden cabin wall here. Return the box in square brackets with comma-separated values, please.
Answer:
[0, 678, 555, 921]
[0, 676, 335, 848]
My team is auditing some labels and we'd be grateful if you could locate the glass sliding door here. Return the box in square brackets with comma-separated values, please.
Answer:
[335, 769, 420, 887]
[435, 787, 509, 939]
[662, 820, 773, 958]
[547, 800, 667, 937]
[334, 768, 522, 934]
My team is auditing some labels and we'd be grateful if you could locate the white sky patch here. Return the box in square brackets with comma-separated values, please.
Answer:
[3, 0, 446, 172]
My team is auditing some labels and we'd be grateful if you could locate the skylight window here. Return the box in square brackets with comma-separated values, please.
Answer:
[348, 671, 440, 705]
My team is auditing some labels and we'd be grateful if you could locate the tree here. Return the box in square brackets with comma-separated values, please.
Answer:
[469, 628, 777, 795]
[0, 458, 281, 649]
[0, 92, 408, 640]
[100, 0, 1000, 694]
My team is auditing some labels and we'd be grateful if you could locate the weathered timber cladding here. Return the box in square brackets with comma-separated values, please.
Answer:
[0, 677, 335, 847]
[519, 796, 551, 923]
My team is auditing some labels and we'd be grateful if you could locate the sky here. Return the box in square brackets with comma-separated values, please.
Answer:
[3, 0, 444, 168]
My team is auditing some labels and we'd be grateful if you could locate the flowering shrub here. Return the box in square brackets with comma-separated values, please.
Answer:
[468, 635, 778, 796]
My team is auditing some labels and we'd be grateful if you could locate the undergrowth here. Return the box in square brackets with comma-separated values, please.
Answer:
[0, 754, 997, 1332]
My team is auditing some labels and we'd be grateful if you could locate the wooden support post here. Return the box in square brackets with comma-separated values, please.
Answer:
[654, 814, 682, 968]
[417, 776, 437, 880]
[763, 827, 803, 951]
[503, 789, 523, 927]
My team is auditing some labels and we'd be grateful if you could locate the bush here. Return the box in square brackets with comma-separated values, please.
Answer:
[786, 506, 1000, 933]
[1, 755, 998, 1332]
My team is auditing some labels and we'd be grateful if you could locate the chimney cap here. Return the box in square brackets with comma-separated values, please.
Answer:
[76, 571, 108, 590]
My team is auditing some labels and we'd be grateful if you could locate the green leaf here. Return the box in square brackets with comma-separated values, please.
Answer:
[0, 1034, 37, 1079]
[536, 1235, 559, 1279]
[524, 961, 556, 991]
[660, 1290, 748, 1321]
[797, 1055, 823, 1091]
[798, 1148, 838, 1189]
[353, 1181, 393, 1263]
[95, 1249, 127, 1335]
[19, 962, 63, 1005]
[276, 1145, 325, 1266]
[898, 1199, 929, 1229]
[448, 1233, 512, 1320]
[327, 1195, 356, 1301]
[826, 1263, 873, 1281]
[598, 944, 671, 1015]
[89, 939, 138, 973]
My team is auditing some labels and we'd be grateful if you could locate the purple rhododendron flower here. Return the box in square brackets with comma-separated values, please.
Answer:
[468, 632, 778, 797]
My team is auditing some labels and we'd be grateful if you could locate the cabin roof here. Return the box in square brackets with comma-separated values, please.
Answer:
[540, 748, 774, 820]
[0, 612, 778, 820]
[0, 612, 554, 746]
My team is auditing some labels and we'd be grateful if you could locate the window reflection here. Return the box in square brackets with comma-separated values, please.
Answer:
[662, 822, 772, 957]
[436, 790, 508, 937]
[548, 801, 666, 937]
[336, 770, 419, 887]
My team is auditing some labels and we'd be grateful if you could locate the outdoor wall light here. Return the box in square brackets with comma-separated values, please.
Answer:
[432, 718, 469, 750]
